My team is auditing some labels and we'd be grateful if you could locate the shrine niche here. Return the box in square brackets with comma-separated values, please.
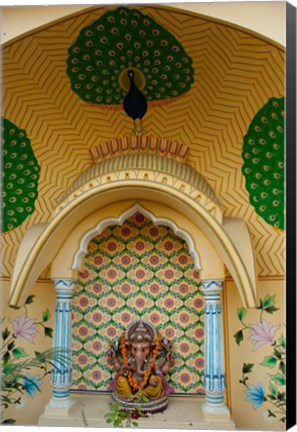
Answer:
[9, 142, 258, 429]
[71, 212, 204, 396]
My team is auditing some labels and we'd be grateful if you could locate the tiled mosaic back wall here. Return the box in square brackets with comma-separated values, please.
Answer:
[71, 212, 204, 394]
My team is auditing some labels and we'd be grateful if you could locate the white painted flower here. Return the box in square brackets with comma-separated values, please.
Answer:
[248, 320, 280, 350]
[16, 399, 27, 410]
[262, 410, 274, 422]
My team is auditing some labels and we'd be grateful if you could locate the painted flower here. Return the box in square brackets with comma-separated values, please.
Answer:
[16, 399, 27, 410]
[248, 320, 280, 350]
[262, 410, 274, 423]
[23, 373, 42, 397]
[10, 315, 38, 342]
[244, 383, 266, 409]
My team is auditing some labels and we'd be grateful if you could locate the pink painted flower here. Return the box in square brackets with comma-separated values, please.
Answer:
[10, 315, 38, 342]
[249, 320, 280, 351]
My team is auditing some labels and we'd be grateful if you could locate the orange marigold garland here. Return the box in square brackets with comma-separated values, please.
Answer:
[121, 331, 161, 391]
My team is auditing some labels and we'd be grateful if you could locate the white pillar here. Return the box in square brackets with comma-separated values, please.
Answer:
[201, 279, 230, 415]
[48, 278, 75, 410]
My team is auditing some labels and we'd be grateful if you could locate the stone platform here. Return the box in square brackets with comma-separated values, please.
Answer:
[39, 394, 235, 429]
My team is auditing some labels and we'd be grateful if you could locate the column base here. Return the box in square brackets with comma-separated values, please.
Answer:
[41, 396, 76, 417]
[202, 401, 235, 427]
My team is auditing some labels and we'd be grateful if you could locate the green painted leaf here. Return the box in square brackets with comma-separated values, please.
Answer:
[270, 373, 285, 386]
[25, 294, 35, 305]
[279, 335, 286, 348]
[12, 347, 28, 359]
[268, 409, 276, 418]
[261, 356, 277, 368]
[279, 361, 286, 375]
[265, 305, 279, 314]
[3, 352, 11, 365]
[274, 348, 282, 359]
[132, 421, 139, 427]
[44, 327, 53, 338]
[7, 341, 15, 351]
[277, 391, 285, 401]
[3, 363, 15, 374]
[9, 305, 21, 310]
[234, 330, 244, 346]
[237, 307, 247, 321]
[2, 418, 16, 424]
[2, 327, 10, 340]
[263, 294, 276, 308]
[42, 307, 51, 322]
[242, 363, 254, 374]
[269, 383, 278, 396]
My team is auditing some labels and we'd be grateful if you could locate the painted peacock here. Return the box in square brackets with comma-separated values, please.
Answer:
[67, 7, 194, 133]
[242, 97, 285, 230]
[1, 118, 40, 233]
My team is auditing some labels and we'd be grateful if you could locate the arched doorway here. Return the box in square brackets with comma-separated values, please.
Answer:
[71, 211, 205, 396]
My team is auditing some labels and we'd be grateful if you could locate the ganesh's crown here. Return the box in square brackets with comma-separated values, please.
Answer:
[125, 320, 157, 343]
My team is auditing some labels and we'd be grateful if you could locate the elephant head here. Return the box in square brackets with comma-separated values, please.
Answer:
[126, 320, 156, 378]
[128, 340, 152, 376]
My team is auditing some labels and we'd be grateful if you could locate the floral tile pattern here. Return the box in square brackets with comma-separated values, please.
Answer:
[71, 213, 204, 394]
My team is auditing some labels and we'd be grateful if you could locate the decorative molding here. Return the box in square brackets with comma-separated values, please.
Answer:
[90, 136, 188, 164]
[57, 154, 221, 215]
[72, 203, 201, 270]
[52, 278, 76, 299]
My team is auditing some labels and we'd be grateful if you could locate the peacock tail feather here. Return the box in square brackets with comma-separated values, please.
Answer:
[1, 118, 40, 233]
[242, 97, 285, 230]
[67, 7, 194, 105]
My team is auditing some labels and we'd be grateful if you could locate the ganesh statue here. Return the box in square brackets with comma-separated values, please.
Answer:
[107, 320, 174, 413]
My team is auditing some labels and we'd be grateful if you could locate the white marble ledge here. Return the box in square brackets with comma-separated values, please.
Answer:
[39, 393, 235, 429]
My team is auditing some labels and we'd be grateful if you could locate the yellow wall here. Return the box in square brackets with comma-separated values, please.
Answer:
[1, 4, 285, 429]
[1, 280, 55, 425]
[225, 278, 285, 430]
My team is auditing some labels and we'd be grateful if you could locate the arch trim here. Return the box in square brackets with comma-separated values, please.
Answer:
[72, 203, 201, 270]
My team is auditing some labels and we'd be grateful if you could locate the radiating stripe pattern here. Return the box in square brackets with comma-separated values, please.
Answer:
[1, 6, 285, 278]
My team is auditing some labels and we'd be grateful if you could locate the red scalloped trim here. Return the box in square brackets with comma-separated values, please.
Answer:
[90, 136, 188, 163]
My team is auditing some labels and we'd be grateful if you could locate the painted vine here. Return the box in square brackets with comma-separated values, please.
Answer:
[1, 295, 66, 424]
[234, 294, 286, 423]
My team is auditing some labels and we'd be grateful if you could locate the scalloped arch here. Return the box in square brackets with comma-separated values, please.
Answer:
[72, 203, 201, 270]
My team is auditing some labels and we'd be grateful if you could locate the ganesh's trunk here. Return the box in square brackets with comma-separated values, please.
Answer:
[135, 354, 146, 377]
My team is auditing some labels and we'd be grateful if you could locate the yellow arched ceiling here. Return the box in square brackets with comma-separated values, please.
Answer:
[1, 5, 285, 280]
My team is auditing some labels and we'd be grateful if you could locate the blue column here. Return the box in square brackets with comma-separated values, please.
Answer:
[201, 279, 226, 410]
[51, 278, 75, 405]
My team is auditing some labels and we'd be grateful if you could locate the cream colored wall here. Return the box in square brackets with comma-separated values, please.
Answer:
[225, 278, 285, 430]
[1, 2, 286, 46]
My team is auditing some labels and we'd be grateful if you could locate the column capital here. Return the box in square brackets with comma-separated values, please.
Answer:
[52, 278, 76, 297]
[201, 279, 224, 294]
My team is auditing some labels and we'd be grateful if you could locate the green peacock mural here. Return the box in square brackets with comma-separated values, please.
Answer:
[67, 7, 194, 133]
[1, 118, 40, 233]
[242, 97, 285, 230]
